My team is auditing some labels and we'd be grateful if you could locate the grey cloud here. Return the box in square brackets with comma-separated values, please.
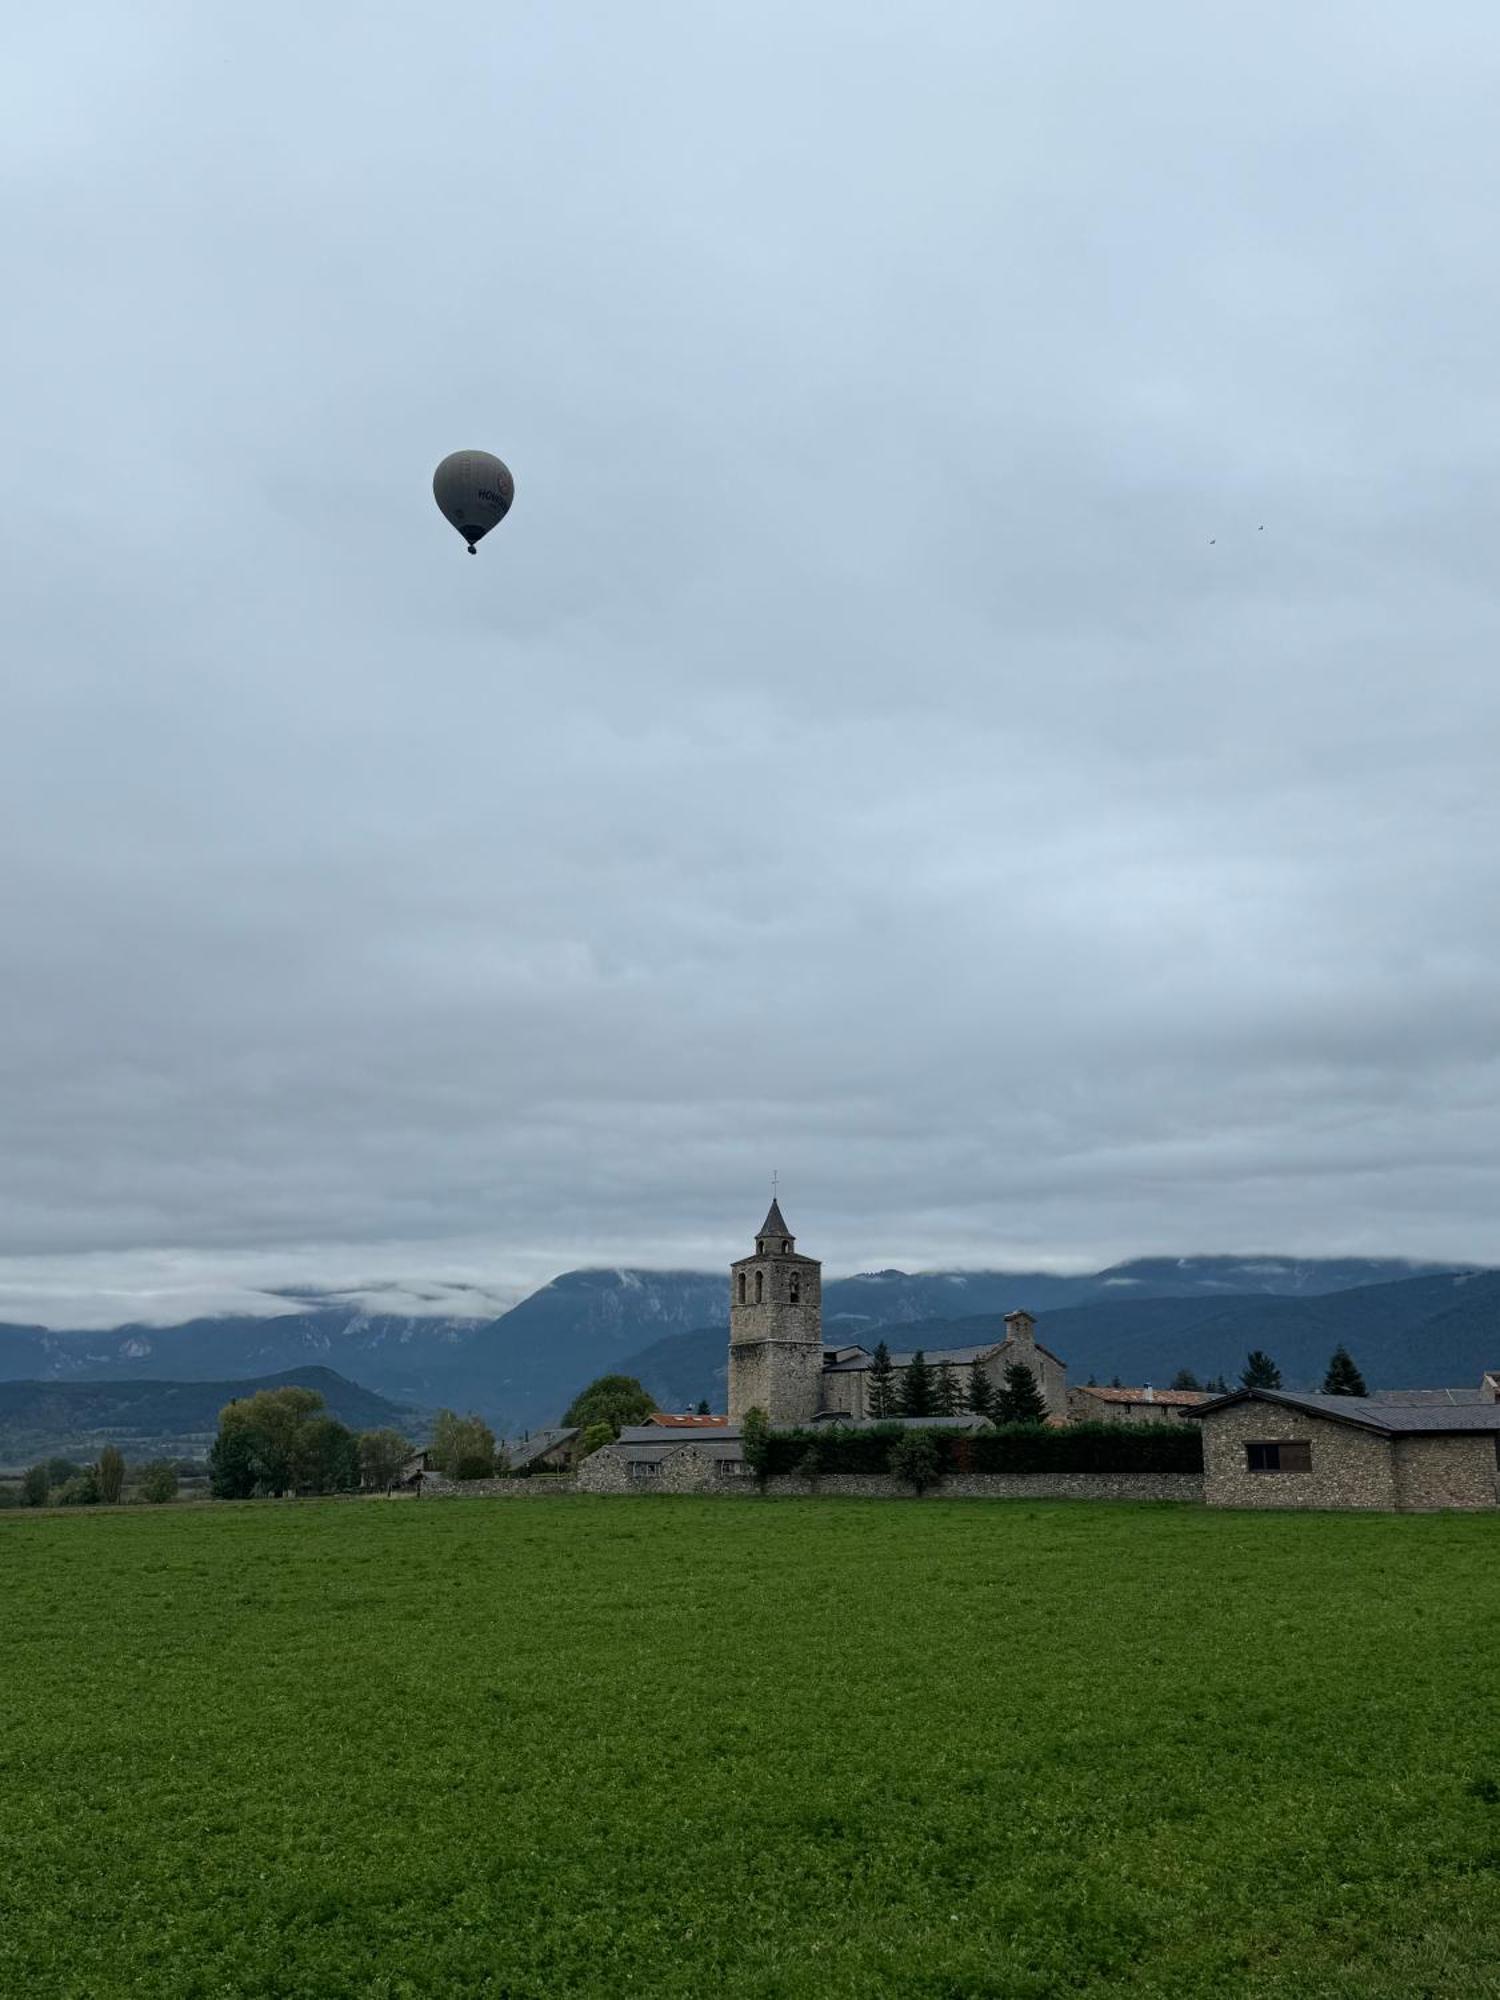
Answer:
[2, 3, 1499, 1323]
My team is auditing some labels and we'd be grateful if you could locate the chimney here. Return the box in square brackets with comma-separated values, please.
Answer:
[1143, 1385, 1154, 1403]
[1004, 1309, 1036, 1351]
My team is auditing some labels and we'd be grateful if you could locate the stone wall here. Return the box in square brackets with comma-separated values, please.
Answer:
[760, 1470, 1203, 1502]
[417, 1473, 580, 1499]
[1393, 1434, 1499, 1511]
[1200, 1402, 1396, 1510]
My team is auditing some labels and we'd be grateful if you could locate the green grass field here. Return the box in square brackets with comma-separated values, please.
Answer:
[3, 1497, 1499, 2000]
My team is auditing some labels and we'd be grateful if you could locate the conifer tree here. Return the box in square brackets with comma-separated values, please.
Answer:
[995, 1362, 1049, 1426]
[1321, 1345, 1368, 1396]
[1170, 1369, 1203, 1392]
[900, 1350, 936, 1418]
[1240, 1350, 1282, 1389]
[968, 1368, 998, 1421]
[96, 1444, 125, 1505]
[867, 1341, 897, 1419]
[932, 1361, 961, 1417]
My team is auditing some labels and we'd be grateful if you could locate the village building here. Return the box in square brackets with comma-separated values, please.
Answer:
[583, 1426, 751, 1490]
[725, 1200, 1068, 1427]
[502, 1426, 580, 1474]
[821, 1314, 1069, 1422]
[580, 1202, 1066, 1490]
[1069, 1383, 1213, 1426]
[1190, 1387, 1500, 1511]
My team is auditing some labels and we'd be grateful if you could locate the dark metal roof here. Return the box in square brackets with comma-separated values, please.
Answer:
[757, 1198, 791, 1242]
[499, 1426, 577, 1470]
[611, 1436, 745, 1464]
[1188, 1388, 1500, 1437]
[618, 1425, 742, 1445]
[1370, 1388, 1492, 1407]
[809, 1414, 993, 1432]
[823, 1343, 1003, 1371]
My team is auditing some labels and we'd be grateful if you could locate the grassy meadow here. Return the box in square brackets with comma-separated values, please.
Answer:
[2, 1495, 1499, 1999]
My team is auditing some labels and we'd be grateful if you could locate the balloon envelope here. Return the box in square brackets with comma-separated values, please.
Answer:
[433, 450, 514, 552]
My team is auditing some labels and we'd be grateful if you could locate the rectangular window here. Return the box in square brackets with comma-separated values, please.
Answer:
[1245, 1440, 1312, 1473]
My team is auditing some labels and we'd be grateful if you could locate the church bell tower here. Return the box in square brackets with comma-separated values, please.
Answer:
[728, 1198, 824, 1427]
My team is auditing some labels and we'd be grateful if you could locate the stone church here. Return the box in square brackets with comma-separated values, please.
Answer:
[728, 1199, 1068, 1426]
[577, 1201, 1070, 1491]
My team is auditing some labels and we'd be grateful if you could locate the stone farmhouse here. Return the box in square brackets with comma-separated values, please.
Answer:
[1069, 1383, 1212, 1426]
[1192, 1385, 1500, 1510]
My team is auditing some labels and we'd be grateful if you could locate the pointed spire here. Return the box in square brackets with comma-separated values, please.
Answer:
[756, 1197, 792, 1251]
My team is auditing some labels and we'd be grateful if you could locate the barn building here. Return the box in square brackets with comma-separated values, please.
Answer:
[1190, 1387, 1500, 1510]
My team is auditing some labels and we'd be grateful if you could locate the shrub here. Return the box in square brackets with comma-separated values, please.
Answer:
[741, 1407, 771, 1491]
[793, 1445, 823, 1489]
[21, 1465, 50, 1508]
[56, 1470, 102, 1506]
[136, 1462, 179, 1505]
[756, 1423, 1202, 1479]
[889, 1432, 943, 1494]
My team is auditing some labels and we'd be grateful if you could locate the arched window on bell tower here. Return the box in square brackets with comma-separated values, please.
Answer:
[737, 1272, 746, 1304]
[754, 1270, 764, 1304]
[788, 1271, 801, 1304]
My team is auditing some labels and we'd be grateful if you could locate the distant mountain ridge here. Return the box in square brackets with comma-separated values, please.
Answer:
[0, 1366, 418, 1467]
[623, 1267, 1500, 1413]
[0, 1255, 1476, 1429]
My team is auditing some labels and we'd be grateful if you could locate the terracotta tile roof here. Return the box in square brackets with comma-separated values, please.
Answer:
[1075, 1386, 1213, 1407]
[646, 1412, 729, 1428]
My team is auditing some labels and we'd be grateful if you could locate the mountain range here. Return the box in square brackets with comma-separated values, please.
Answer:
[0, 1255, 1490, 1433]
[0, 1366, 416, 1467]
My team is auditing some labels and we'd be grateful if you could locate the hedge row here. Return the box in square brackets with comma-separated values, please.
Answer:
[759, 1422, 1203, 1478]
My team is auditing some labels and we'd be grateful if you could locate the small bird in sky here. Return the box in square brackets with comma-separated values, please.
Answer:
[1209, 538, 1216, 545]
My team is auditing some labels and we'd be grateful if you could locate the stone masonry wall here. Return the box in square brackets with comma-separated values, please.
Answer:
[728, 1339, 825, 1428]
[418, 1473, 580, 1498]
[575, 1449, 1199, 1502]
[1200, 1402, 1396, 1510]
[762, 1471, 1203, 1502]
[1392, 1434, 1499, 1511]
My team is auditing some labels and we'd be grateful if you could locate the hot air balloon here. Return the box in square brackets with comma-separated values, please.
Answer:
[433, 450, 514, 554]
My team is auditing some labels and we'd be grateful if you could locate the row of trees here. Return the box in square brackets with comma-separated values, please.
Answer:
[12, 1448, 179, 1508]
[867, 1344, 1051, 1424]
[207, 1390, 526, 1498]
[1237, 1346, 1368, 1395]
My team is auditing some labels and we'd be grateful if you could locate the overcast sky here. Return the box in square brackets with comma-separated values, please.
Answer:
[3, 3, 1499, 1326]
